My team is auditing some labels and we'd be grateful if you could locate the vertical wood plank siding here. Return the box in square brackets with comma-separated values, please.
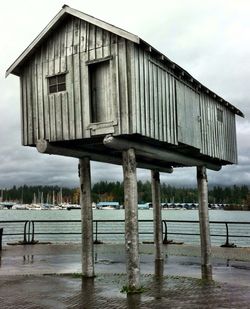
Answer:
[20, 15, 237, 163]
[200, 94, 237, 163]
[20, 16, 125, 144]
[131, 47, 178, 145]
[131, 45, 237, 163]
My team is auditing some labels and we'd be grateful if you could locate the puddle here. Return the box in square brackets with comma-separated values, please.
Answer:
[99, 287, 127, 299]
[231, 264, 250, 270]
[23, 255, 34, 264]
[96, 259, 114, 265]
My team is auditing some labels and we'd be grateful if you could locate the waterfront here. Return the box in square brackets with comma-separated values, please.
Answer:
[1, 209, 250, 247]
[1, 208, 250, 221]
[1, 211, 250, 308]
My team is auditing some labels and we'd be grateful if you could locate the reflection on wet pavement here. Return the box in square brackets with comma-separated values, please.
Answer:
[1, 243, 250, 307]
[23, 255, 34, 264]
[127, 294, 142, 308]
[1, 244, 250, 287]
[1, 273, 250, 309]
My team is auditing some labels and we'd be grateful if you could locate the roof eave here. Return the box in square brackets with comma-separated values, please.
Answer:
[65, 6, 139, 44]
[139, 39, 244, 118]
[6, 7, 68, 78]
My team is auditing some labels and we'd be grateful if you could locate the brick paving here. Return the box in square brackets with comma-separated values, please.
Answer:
[1, 244, 250, 308]
[0, 274, 250, 309]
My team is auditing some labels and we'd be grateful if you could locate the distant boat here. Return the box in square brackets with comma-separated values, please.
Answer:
[50, 205, 62, 210]
[138, 203, 150, 210]
[0, 202, 15, 209]
[60, 203, 71, 210]
[96, 202, 120, 210]
[27, 204, 42, 210]
[12, 204, 28, 210]
[67, 204, 81, 210]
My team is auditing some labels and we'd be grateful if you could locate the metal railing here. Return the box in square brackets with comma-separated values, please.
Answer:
[0, 219, 250, 247]
[0, 228, 3, 250]
[161, 220, 250, 247]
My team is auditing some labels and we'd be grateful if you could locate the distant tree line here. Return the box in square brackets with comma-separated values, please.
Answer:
[1, 182, 249, 206]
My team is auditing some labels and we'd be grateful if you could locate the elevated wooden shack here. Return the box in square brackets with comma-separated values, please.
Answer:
[6, 5, 243, 288]
[6, 5, 243, 171]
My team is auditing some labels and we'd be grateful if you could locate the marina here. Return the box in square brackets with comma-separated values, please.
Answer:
[0, 201, 232, 211]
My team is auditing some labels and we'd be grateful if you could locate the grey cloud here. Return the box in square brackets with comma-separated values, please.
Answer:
[0, 0, 249, 188]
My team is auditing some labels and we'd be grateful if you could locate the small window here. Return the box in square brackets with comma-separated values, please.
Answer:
[48, 74, 66, 94]
[217, 108, 223, 122]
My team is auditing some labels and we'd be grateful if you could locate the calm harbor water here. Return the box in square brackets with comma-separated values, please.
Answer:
[1, 209, 250, 246]
[1, 208, 250, 221]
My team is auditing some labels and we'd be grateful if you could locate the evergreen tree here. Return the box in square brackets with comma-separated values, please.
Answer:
[1, 183, 249, 205]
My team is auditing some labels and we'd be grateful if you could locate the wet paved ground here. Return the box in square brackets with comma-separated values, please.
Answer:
[1, 273, 250, 308]
[1, 243, 250, 308]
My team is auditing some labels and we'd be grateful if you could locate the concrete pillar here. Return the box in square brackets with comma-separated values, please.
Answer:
[79, 157, 94, 277]
[151, 170, 164, 262]
[122, 148, 140, 288]
[197, 166, 212, 279]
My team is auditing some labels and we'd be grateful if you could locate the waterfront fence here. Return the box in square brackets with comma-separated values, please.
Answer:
[0, 220, 250, 247]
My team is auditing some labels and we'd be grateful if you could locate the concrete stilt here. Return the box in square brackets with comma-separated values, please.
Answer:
[79, 157, 94, 277]
[151, 170, 164, 263]
[197, 166, 212, 280]
[122, 148, 140, 288]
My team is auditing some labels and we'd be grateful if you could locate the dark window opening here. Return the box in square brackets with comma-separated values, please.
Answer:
[217, 108, 223, 122]
[48, 74, 66, 94]
[89, 61, 112, 123]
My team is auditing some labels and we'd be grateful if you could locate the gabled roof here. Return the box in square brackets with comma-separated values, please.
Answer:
[6, 4, 244, 117]
[5, 5, 139, 78]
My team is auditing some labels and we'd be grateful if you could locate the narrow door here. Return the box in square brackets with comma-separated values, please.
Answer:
[89, 61, 113, 123]
[176, 81, 201, 149]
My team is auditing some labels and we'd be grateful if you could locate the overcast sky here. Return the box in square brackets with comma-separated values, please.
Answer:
[0, 0, 249, 188]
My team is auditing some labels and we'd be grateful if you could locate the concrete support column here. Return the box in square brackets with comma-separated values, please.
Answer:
[197, 166, 212, 279]
[122, 148, 140, 288]
[151, 170, 164, 262]
[79, 157, 94, 277]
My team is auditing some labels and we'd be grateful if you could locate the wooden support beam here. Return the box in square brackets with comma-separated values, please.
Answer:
[197, 166, 212, 280]
[122, 148, 140, 289]
[103, 135, 221, 171]
[79, 157, 94, 277]
[36, 139, 173, 173]
[151, 170, 164, 262]
[36, 139, 119, 163]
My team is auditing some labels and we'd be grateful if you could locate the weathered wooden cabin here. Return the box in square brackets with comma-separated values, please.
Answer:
[6, 5, 243, 288]
[6, 5, 243, 172]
